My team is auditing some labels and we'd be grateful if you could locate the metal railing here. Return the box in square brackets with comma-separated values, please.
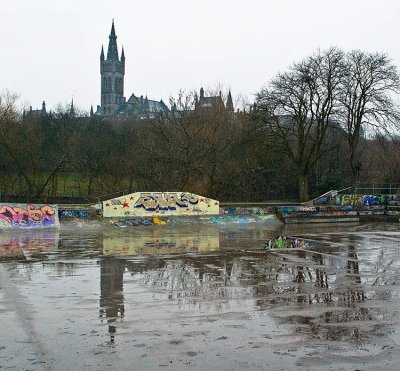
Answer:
[354, 184, 400, 195]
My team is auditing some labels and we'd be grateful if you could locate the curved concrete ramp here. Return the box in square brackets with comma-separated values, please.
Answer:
[103, 192, 219, 218]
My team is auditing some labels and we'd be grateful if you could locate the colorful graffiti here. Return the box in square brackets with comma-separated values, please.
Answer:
[135, 192, 199, 211]
[103, 192, 219, 218]
[279, 206, 316, 213]
[337, 194, 388, 206]
[0, 203, 59, 228]
[263, 236, 310, 250]
[315, 191, 338, 205]
[59, 210, 90, 219]
[337, 194, 363, 206]
[220, 207, 275, 215]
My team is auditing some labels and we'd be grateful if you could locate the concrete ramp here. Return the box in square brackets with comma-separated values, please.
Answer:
[102, 192, 219, 218]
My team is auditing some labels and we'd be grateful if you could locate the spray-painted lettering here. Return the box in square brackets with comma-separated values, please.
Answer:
[134, 192, 199, 212]
[363, 195, 383, 206]
[339, 195, 364, 206]
[103, 191, 219, 217]
[0, 204, 59, 228]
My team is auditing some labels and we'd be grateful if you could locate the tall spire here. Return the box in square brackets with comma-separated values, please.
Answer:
[100, 20, 125, 116]
[107, 19, 119, 61]
[70, 97, 75, 116]
[121, 46, 125, 63]
[111, 18, 115, 35]
[226, 90, 234, 111]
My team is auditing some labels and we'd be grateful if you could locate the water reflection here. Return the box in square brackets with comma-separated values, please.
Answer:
[1, 220, 399, 354]
[102, 223, 279, 256]
[97, 223, 400, 345]
[103, 225, 221, 256]
[0, 230, 59, 260]
[99, 259, 125, 343]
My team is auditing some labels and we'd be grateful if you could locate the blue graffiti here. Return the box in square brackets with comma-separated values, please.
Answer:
[59, 210, 89, 219]
[363, 195, 387, 206]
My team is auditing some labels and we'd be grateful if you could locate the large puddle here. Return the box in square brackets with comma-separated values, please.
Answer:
[1, 218, 400, 370]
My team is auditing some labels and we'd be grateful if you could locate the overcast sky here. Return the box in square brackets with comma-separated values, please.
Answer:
[2, 0, 400, 112]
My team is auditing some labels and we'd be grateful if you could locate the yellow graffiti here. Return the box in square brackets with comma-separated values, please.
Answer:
[103, 192, 219, 218]
[341, 194, 363, 206]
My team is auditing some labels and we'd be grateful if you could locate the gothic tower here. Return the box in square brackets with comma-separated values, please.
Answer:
[226, 90, 234, 111]
[100, 20, 125, 115]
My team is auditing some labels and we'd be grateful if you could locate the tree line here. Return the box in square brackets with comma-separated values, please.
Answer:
[1, 47, 400, 203]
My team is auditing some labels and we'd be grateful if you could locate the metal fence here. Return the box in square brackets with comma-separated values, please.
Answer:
[354, 184, 400, 195]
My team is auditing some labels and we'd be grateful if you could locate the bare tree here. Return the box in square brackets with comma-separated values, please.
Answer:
[256, 48, 345, 201]
[0, 91, 31, 192]
[133, 91, 199, 191]
[338, 50, 400, 189]
[133, 89, 240, 197]
[0, 93, 83, 200]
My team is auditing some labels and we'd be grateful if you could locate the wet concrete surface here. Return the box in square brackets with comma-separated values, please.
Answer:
[1, 218, 400, 370]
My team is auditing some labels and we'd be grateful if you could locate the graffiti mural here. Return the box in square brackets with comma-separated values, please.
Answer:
[337, 194, 388, 206]
[337, 194, 364, 206]
[103, 192, 219, 218]
[363, 195, 387, 205]
[0, 203, 60, 229]
[220, 207, 275, 215]
[59, 210, 90, 219]
[278, 206, 316, 213]
[315, 191, 338, 205]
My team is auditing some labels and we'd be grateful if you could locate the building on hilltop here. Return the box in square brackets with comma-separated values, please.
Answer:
[23, 98, 75, 120]
[95, 20, 169, 119]
[120, 94, 169, 117]
[94, 21, 236, 118]
[24, 100, 47, 119]
[22, 22, 238, 120]
[98, 20, 125, 116]
[195, 87, 234, 111]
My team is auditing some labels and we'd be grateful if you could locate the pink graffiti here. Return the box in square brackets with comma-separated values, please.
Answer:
[0, 204, 56, 225]
[0, 206, 27, 223]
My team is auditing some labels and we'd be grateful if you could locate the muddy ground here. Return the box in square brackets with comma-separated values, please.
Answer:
[0, 218, 400, 370]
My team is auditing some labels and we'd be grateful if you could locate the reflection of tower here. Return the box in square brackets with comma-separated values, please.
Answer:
[99, 258, 125, 343]
[346, 243, 365, 302]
